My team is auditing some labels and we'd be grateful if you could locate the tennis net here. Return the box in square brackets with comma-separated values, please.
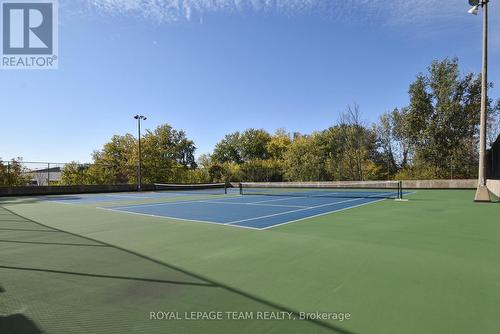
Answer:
[154, 183, 227, 195]
[239, 181, 403, 199]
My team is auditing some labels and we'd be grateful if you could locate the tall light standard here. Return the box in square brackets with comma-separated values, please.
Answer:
[469, 0, 491, 202]
[134, 115, 147, 191]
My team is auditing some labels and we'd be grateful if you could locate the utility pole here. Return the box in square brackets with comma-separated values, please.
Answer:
[468, 0, 491, 202]
[134, 115, 147, 191]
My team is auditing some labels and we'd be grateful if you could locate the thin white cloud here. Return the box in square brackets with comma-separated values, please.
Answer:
[69, 0, 492, 25]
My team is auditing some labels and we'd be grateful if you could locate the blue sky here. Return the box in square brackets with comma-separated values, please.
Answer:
[1, 0, 499, 163]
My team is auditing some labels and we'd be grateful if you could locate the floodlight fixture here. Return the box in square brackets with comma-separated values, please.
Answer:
[468, 5, 480, 14]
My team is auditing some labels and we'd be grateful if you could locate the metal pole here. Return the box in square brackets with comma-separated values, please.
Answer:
[475, 0, 491, 201]
[492, 149, 495, 178]
[137, 117, 142, 191]
[7, 162, 11, 186]
[450, 157, 453, 180]
[387, 157, 390, 180]
[47, 163, 50, 186]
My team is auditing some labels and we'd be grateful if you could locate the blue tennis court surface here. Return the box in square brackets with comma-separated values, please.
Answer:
[100, 192, 395, 230]
[44, 189, 234, 204]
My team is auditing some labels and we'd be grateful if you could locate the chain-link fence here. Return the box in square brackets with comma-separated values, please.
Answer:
[487, 136, 500, 179]
[0, 161, 91, 187]
[0, 161, 214, 187]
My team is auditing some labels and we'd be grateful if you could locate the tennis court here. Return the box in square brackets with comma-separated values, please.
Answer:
[2, 186, 500, 334]
[99, 194, 391, 230]
[43, 184, 232, 204]
[51, 182, 404, 230]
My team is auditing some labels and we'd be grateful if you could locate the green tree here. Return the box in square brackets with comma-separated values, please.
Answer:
[0, 158, 31, 186]
[212, 129, 273, 164]
[402, 58, 499, 178]
[183, 169, 211, 184]
[238, 129, 272, 162]
[139, 124, 197, 183]
[84, 163, 117, 185]
[60, 123, 199, 185]
[92, 134, 136, 184]
[197, 154, 213, 169]
[212, 132, 242, 164]
[267, 129, 292, 160]
[240, 159, 284, 182]
[374, 108, 412, 178]
[283, 135, 324, 181]
[60, 162, 87, 185]
[318, 105, 383, 181]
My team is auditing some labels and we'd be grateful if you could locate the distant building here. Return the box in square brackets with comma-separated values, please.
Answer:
[30, 167, 62, 186]
[487, 135, 500, 180]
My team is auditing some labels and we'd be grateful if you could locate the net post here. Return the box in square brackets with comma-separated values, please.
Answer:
[239, 183, 243, 195]
[398, 181, 403, 200]
[224, 182, 228, 195]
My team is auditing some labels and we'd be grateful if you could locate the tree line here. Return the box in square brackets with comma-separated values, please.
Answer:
[203, 58, 500, 182]
[59, 124, 204, 185]
[1, 58, 499, 186]
[0, 159, 31, 186]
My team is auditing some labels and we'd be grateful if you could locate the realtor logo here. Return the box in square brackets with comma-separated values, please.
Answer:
[1, 0, 58, 69]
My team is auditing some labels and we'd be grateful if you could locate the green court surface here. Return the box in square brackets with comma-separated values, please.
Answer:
[1, 190, 499, 334]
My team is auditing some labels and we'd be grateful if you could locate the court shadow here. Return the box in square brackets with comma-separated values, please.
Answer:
[0, 228, 60, 233]
[0, 286, 42, 334]
[0, 265, 214, 287]
[0, 198, 43, 205]
[41, 196, 83, 201]
[0, 314, 42, 334]
[0, 239, 110, 247]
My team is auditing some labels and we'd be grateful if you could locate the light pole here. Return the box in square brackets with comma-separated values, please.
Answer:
[469, 0, 491, 202]
[134, 115, 147, 191]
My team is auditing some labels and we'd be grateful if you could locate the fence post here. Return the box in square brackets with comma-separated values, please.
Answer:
[450, 157, 453, 180]
[47, 163, 50, 186]
[7, 162, 11, 186]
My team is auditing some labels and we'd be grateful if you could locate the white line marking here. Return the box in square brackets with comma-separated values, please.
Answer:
[48, 200, 78, 206]
[106, 195, 241, 210]
[247, 191, 397, 204]
[229, 191, 394, 227]
[262, 191, 416, 229]
[199, 201, 308, 209]
[95, 207, 262, 231]
[105, 194, 151, 199]
[262, 198, 387, 230]
[110, 199, 211, 210]
[96, 190, 401, 231]
[227, 197, 373, 225]
[250, 196, 311, 204]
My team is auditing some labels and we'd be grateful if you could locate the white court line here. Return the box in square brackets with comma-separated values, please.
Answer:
[199, 201, 308, 209]
[96, 207, 261, 231]
[106, 195, 241, 210]
[95, 190, 401, 231]
[262, 191, 416, 230]
[105, 194, 151, 199]
[250, 196, 311, 204]
[110, 194, 330, 210]
[109, 199, 217, 210]
[261, 198, 387, 230]
[248, 191, 397, 204]
[48, 200, 79, 206]
[227, 192, 395, 226]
